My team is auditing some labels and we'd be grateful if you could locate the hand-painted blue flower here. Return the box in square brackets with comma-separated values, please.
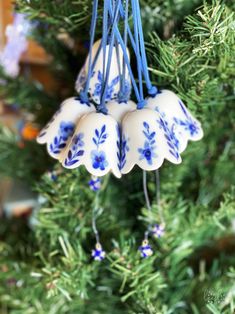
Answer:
[157, 116, 180, 160]
[49, 122, 75, 155]
[72, 133, 84, 149]
[174, 101, 200, 136]
[138, 141, 157, 165]
[93, 125, 108, 147]
[64, 132, 85, 166]
[91, 150, 109, 171]
[93, 71, 119, 101]
[59, 121, 75, 140]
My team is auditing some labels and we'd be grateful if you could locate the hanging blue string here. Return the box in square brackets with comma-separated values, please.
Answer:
[135, 0, 158, 97]
[101, 0, 109, 92]
[114, 29, 142, 104]
[108, 7, 141, 105]
[98, 0, 121, 113]
[80, 0, 99, 104]
[118, 0, 129, 103]
[131, 0, 146, 109]
[108, 1, 132, 104]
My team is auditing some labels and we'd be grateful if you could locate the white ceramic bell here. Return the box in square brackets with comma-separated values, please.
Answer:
[75, 39, 131, 104]
[62, 112, 121, 178]
[37, 97, 95, 160]
[120, 108, 182, 174]
[146, 90, 203, 153]
[106, 100, 136, 124]
[75, 40, 102, 94]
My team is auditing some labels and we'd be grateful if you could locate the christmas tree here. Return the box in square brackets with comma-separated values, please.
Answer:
[0, 0, 235, 313]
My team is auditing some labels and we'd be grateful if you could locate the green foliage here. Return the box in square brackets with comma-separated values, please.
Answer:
[0, 0, 234, 313]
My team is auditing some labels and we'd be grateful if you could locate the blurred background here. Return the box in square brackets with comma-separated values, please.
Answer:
[0, 0, 234, 313]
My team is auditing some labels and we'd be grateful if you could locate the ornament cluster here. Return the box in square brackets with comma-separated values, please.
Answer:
[37, 0, 203, 179]
[36, 0, 204, 262]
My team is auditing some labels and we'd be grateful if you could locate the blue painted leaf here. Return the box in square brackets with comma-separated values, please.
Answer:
[67, 159, 78, 166]
[143, 122, 149, 130]
[179, 101, 188, 117]
[101, 125, 106, 134]
[68, 150, 72, 159]
[75, 150, 84, 157]
[95, 129, 99, 137]
[111, 76, 119, 85]
[168, 143, 174, 149]
[143, 131, 149, 139]
[150, 132, 156, 140]
[39, 132, 46, 137]
[59, 143, 66, 149]
[97, 71, 103, 81]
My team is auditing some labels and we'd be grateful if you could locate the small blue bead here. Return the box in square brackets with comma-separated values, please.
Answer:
[148, 86, 158, 97]
[137, 99, 147, 110]
[79, 92, 89, 104]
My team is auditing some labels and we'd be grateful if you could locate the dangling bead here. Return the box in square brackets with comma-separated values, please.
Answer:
[139, 239, 153, 258]
[89, 176, 101, 191]
[92, 243, 106, 261]
[152, 224, 165, 238]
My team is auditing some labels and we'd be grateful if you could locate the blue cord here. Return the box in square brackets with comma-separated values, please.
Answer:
[135, 0, 158, 97]
[132, 0, 145, 109]
[115, 41, 123, 101]
[102, 0, 108, 92]
[118, 0, 129, 102]
[108, 4, 141, 105]
[114, 26, 141, 104]
[80, 0, 99, 104]
[98, 0, 121, 113]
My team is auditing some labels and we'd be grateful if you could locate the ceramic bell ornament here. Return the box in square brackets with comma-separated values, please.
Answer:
[146, 90, 204, 153]
[37, 0, 203, 179]
[121, 108, 181, 174]
[37, 97, 95, 160]
[63, 112, 121, 178]
[106, 99, 136, 123]
[62, 0, 125, 178]
[75, 39, 131, 105]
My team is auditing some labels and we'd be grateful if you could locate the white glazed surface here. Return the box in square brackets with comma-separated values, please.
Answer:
[75, 39, 131, 104]
[120, 109, 182, 174]
[106, 100, 136, 123]
[62, 112, 121, 178]
[146, 90, 203, 153]
[75, 40, 101, 94]
[36, 97, 95, 160]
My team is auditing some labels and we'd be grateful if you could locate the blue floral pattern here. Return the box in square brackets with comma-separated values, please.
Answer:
[117, 126, 129, 170]
[89, 176, 101, 191]
[156, 113, 180, 160]
[138, 122, 157, 165]
[91, 125, 109, 171]
[174, 101, 200, 136]
[49, 121, 75, 155]
[64, 133, 85, 166]
[92, 70, 120, 102]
